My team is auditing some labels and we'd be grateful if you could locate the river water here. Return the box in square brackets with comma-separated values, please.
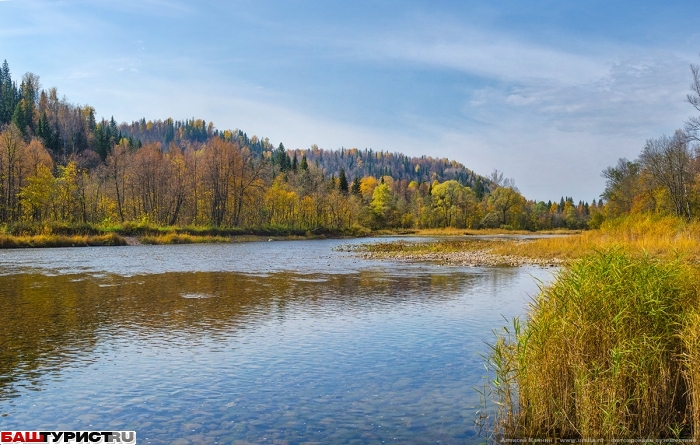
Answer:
[0, 238, 556, 444]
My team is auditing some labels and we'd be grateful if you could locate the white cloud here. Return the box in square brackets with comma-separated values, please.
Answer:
[330, 18, 610, 86]
[5, 3, 697, 202]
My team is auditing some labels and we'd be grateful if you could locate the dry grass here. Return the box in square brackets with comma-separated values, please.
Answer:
[487, 248, 700, 441]
[139, 233, 230, 244]
[409, 227, 579, 236]
[493, 215, 700, 262]
[0, 232, 126, 248]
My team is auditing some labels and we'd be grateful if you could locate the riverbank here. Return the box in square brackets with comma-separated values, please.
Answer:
[354, 215, 700, 268]
[0, 232, 128, 248]
[0, 222, 374, 248]
[0, 222, 579, 249]
[347, 239, 566, 267]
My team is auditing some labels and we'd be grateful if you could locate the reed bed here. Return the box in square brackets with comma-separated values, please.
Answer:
[0, 232, 126, 248]
[139, 234, 230, 244]
[488, 249, 700, 441]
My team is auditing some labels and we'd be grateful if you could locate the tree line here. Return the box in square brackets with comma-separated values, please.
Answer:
[603, 60, 700, 221]
[0, 60, 597, 232]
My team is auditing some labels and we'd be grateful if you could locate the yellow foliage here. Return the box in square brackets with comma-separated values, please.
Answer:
[360, 176, 378, 201]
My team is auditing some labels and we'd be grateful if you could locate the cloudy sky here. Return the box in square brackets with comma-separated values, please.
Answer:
[1, 0, 699, 200]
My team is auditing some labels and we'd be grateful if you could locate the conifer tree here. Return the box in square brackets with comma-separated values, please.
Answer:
[0, 60, 17, 125]
[338, 168, 349, 194]
[473, 177, 485, 200]
[109, 117, 119, 144]
[351, 177, 361, 195]
[11, 100, 28, 137]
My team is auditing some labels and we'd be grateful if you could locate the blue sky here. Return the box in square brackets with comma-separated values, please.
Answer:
[1, 0, 700, 200]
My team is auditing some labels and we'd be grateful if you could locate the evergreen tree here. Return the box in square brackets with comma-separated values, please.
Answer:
[20, 73, 39, 134]
[109, 117, 119, 144]
[11, 100, 28, 137]
[292, 153, 298, 172]
[164, 118, 174, 145]
[300, 155, 308, 171]
[94, 122, 109, 160]
[87, 107, 96, 132]
[0, 60, 17, 125]
[338, 168, 349, 194]
[274, 143, 287, 171]
[351, 177, 361, 195]
[36, 110, 60, 154]
[474, 177, 485, 200]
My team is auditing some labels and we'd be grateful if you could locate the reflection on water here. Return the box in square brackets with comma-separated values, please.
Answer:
[0, 240, 555, 444]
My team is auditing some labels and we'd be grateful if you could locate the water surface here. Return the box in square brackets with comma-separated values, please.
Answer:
[0, 239, 555, 444]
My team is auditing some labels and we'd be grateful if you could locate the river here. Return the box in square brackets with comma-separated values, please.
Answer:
[0, 238, 556, 444]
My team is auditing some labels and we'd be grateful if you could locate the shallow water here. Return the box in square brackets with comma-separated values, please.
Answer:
[0, 238, 556, 444]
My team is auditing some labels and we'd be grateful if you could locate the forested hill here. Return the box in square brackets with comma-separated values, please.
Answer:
[118, 118, 489, 190]
[0, 59, 598, 231]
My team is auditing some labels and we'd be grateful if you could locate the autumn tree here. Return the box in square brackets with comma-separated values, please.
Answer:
[602, 158, 641, 217]
[370, 182, 394, 228]
[0, 124, 27, 221]
[489, 186, 525, 226]
[638, 130, 694, 218]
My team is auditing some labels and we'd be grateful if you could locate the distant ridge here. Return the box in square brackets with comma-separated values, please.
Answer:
[119, 117, 491, 189]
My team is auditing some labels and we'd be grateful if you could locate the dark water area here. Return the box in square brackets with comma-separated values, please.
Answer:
[0, 239, 556, 444]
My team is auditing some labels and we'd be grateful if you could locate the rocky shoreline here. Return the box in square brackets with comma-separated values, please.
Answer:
[360, 249, 564, 268]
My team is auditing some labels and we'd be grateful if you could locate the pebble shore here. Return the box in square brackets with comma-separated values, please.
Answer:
[361, 250, 564, 268]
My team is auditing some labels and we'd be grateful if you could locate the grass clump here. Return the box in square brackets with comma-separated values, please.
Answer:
[489, 249, 699, 441]
[140, 234, 230, 244]
[0, 232, 126, 248]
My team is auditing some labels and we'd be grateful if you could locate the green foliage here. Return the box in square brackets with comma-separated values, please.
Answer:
[11, 99, 28, 137]
[369, 182, 394, 228]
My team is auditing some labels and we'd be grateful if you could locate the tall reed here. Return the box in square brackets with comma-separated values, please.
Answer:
[489, 249, 699, 440]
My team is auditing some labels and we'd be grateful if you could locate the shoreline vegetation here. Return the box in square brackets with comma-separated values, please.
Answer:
[0, 221, 376, 248]
[482, 215, 700, 442]
[0, 222, 582, 249]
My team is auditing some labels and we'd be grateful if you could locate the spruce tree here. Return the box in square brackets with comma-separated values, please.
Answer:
[11, 100, 28, 137]
[338, 168, 349, 194]
[474, 177, 485, 200]
[109, 117, 119, 144]
[0, 60, 16, 125]
[274, 143, 287, 171]
[351, 177, 361, 195]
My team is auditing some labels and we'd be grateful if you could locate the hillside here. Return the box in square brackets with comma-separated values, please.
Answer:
[0, 59, 595, 232]
[118, 118, 489, 190]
